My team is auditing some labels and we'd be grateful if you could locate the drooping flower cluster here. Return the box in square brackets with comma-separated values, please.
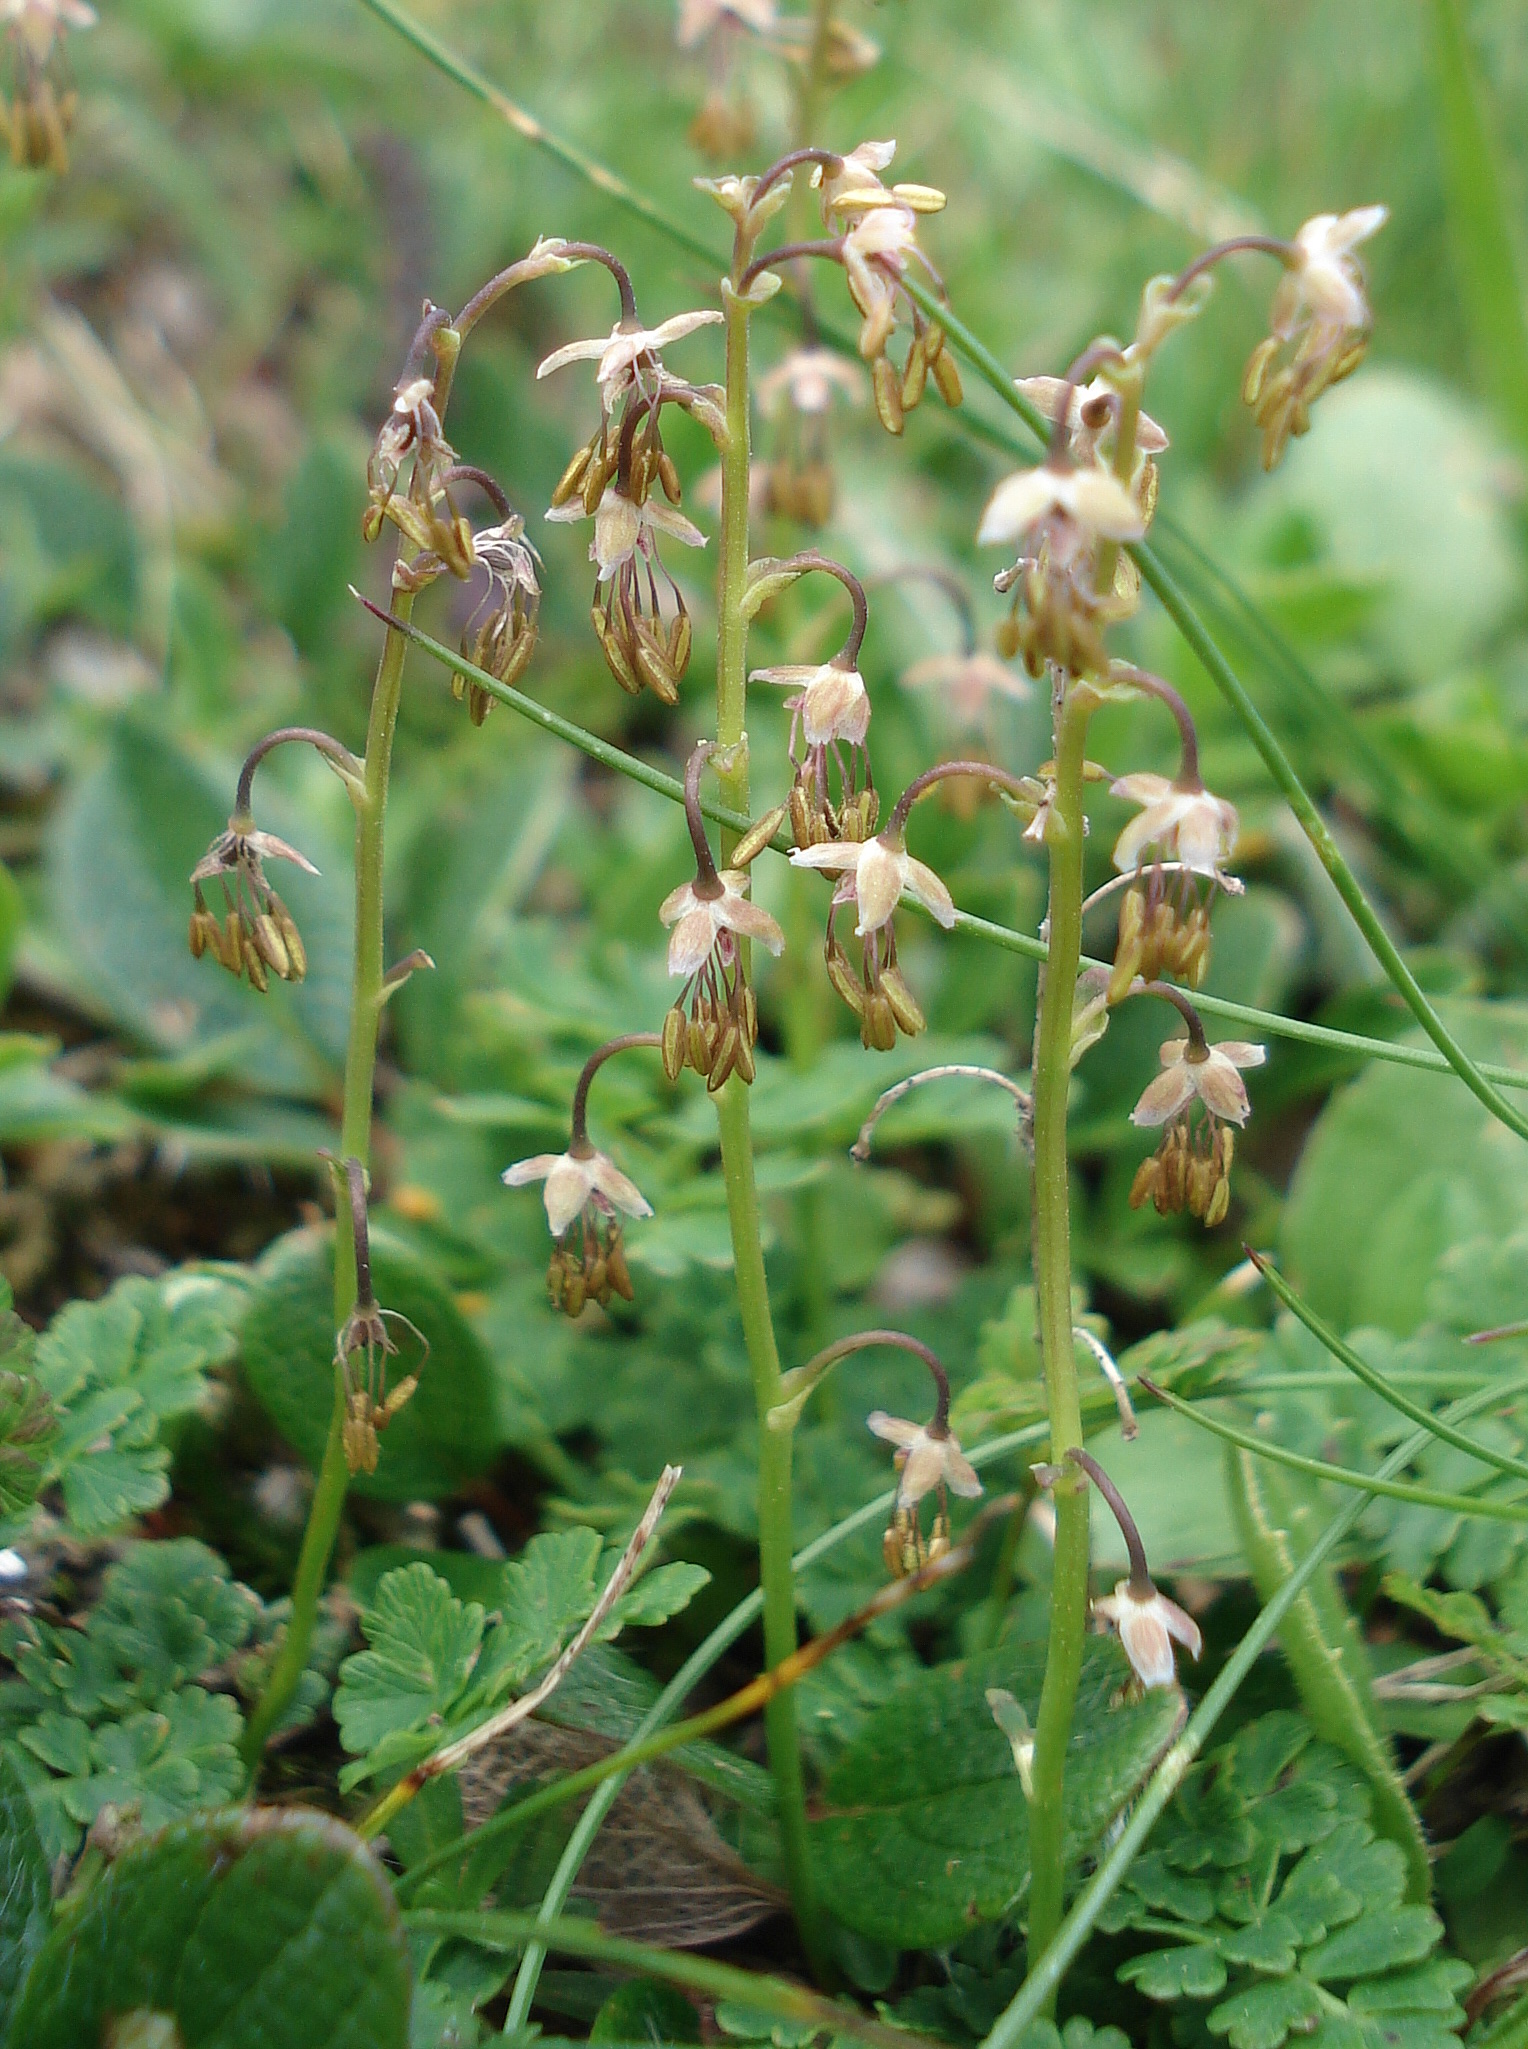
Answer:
[660, 744, 785, 1091]
[189, 818, 313, 993]
[503, 1034, 664, 1320]
[812, 140, 960, 435]
[750, 554, 877, 847]
[2, 0, 93, 172]
[1243, 207, 1388, 469]
[541, 283, 725, 702]
[333, 1159, 425, 1477]
[1065, 1448, 1202, 1691]
[1128, 997, 1265, 1229]
[755, 345, 864, 526]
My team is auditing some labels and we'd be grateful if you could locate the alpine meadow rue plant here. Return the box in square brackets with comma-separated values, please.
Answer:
[159, 33, 1415, 2025]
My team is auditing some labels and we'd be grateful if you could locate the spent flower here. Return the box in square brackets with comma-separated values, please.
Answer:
[1243, 206, 1387, 467]
[1127, 993, 1265, 1228]
[189, 816, 316, 993]
[2, 0, 93, 170]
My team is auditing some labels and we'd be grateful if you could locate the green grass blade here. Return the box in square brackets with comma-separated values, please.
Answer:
[407, 1908, 939, 2049]
[1255, 1253, 1528, 1485]
[1428, 0, 1528, 456]
[1140, 1376, 1528, 1521]
[980, 1378, 1524, 2049]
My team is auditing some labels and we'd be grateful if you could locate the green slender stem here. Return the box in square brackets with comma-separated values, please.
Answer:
[413, 1910, 939, 2049]
[1139, 1376, 1528, 1520]
[709, 239, 827, 1976]
[982, 1378, 1526, 2049]
[1254, 1255, 1528, 1485]
[239, 588, 419, 1770]
[1024, 688, 1093, 1996]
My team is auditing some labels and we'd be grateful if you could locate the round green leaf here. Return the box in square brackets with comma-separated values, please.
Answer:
[10, 1806, 409, 2048]
[809, 1639, 1182, 1950]
[241, 1225, 500, 1501]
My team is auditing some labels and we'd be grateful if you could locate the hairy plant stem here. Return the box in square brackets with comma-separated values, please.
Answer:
[714, 251, 826, 1975]
[1024, 684, 1093, 1997]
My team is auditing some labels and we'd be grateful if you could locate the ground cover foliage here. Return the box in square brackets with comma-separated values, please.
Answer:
[0, 0, 1526, 2044]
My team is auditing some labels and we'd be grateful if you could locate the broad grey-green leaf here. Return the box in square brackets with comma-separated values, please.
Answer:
[9, 1806, 409, 2049]
[334, 1563, 485, 1759]
[240, 1225, 500, 1502]
[0, 1747, 49, 2045]
[810, 1638, 1180, 1948]
[1280, 1001, 1528, 1333]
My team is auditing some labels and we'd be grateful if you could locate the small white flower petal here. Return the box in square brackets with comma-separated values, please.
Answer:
[1130, 1064, 1199, 1128]
[903, 856, 956, 930]
[502, 1153, 561, 1188]
[588, 1153, 654, 1220]
[667, 903, 721, 979]
[543, 1154, 595, 1235]
[852, 838, 907, 935]
[867, 1410, 921, 1447]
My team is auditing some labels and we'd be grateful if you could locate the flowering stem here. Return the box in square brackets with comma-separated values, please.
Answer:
[715, 228, 827, 1977]
[242, 324, 464, 1773]
[682, 743, 722, 887]
[1165, 233, 1293, 303]
[739, 239, 844, 296]
[1025, 684, 1094, 2000]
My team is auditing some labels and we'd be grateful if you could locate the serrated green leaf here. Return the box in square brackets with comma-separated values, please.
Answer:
[30, 1274, 240, 1539]
[10, 1806, 409, 2048]
[1301, 1906, 1444, 1984]
[334, 1563, 486, 1759]
[809, 1639, 1181, 1948]
[606, 1561, 711, 1633]
[0, 1747, 50, 2045]
[56, 1690, 244, 1830]
[241, 1225, 500, 1503]
[1121, 1944, 1229, 2001]
[1347, 1957, 1472, 2019]
[1208, 1972, 1324, 2049]
[1121, 1850, 1218, 1924]
[1218, 1914, 1302, 1973]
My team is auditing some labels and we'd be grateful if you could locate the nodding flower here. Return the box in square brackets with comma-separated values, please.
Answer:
[1125, 985, 1265, 1229]
[1243, 206, 1387, 468]
[502, 1034, 665, 1320]
[1065, 1447, 1202, 1690]
[659, 744, 785, 1094]
[537, 305, 723, 413]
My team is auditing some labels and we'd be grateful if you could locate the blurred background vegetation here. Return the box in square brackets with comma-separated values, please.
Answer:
[3, 0, 1528, 1986]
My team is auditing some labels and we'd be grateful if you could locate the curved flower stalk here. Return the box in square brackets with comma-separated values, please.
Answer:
[750, 552, 876, 847]
[1065, 1448, 1202, 1690]
[504, 1033, 666, 1319]
[660, 743, 784, 1091]
[188, 727, 362, 992]
[1105, 664, 1239, 999]
[539, 251, 727, 701]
